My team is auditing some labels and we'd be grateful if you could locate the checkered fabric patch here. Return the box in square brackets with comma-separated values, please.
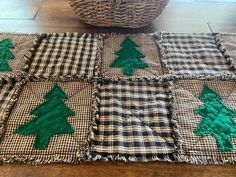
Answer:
[27, 33, 101, 81]
[0, 80, 22, 138]
[90, 79, 176, 161]
[173, 79, 236, 162]
[0, 81, 93, 164]
[219, 33, 236, 68]
[101, 34, 164, 78]
[157, 33, 234, 75]
[0, 33, 38, 78]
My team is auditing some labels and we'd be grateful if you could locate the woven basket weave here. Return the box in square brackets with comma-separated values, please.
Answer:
[68, 0, 169, 28]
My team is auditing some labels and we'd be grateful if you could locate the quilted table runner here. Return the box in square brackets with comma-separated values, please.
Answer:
[0, 32, 236, 165]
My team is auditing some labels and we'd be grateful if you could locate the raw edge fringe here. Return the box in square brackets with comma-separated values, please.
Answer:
[0, 75, 82, 165]
[154, 32, 236, 78]
[154, 32, 171, 75]
[86, 152, 177, 163]
[176, 154, 236, 165]
[171, 74, 236, 165]
[0, 76, 26, 138]
[83, 80, 101, 161]
[0, 33, 41, 80]
[76, 34, 104, 161]
[0, 73, 27, 148]
[0, 32, 41, 37]
[99, 73, 236, 82]
[85, 73, 236, 163]
[84, 76, 178, 163]
[0, 72, 27, 84]
[0, 32, 104, 164]
[23, 33, 46, 73]
[93, 33, 104, 79]
[168, 80, 182, 156]
[2, 32, 236, 165]
[0, 154, 81, 165]
[99, 33, 161, 80]
[215, 33, 236, 70]
[99, 74, 174, 82]
[170, 74, 236, 81]
[23, 33, 104, 82]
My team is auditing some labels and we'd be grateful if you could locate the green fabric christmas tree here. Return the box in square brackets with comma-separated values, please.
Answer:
[0, 38, 15, 71]
[110, 37, 148, 76]
[15, 84, 75, 150]
[194, 84, 236, 152]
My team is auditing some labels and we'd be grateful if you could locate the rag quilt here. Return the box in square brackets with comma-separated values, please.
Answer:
[0, 32, 236, 165]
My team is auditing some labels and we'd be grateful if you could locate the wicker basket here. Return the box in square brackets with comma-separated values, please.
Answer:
[68, 0, 169, 28]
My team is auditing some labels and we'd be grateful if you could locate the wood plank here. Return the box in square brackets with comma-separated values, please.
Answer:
[209, 23, 236, 33]
[157, 0, 236, 24]
[1, 162, 236, 177]
[0, 20, 211, 33]
[0, 0, 44, 20]
[196, 0, 236, 3]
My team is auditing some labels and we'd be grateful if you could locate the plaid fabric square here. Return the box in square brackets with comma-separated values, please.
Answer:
[173, 79, 236, 164]
[89, 79, 176, 162]
[27, 33, 102, 81]
[0, 81, 93, 164]
[157, 33, 234, 75]
[101, 34, 164, 78]
[0, 79, 23, 138]
[218, 33, 236, 68]
[0, 33, 38, 78]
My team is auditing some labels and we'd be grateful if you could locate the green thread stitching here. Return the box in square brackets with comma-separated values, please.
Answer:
[14, 84, 75, 150]
[110, 37, 148, 76]
[194, 84, 236, 152]
[0, 38, 15, 71]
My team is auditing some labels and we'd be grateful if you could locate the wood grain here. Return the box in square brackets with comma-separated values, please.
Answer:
[209, 23, 236, 33]
[0, 0, 44, 19]
[1, 162, 236, 177]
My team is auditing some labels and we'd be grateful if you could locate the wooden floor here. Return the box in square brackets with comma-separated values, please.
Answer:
[0, 0, 236, 177]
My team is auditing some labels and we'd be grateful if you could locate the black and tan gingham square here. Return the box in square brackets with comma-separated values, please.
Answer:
[91, 79, 175, 159]
[28, 33, 100, 81]
[0, 81, 93, 164]
[101, 34, 164, 78]
[173, 79, 236, 160]
[0, 33, 38, 78]
[158, 33, 234, 75]
[0, 80, 22, 138]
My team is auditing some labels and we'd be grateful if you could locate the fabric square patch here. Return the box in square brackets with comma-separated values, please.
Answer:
[173, 79, 236, 164]
[101, 34, 164, 78]
[27, 33, 102, 81]
[89, 79, 176, 162]
[157, 33, 234, 75]
[0, 79, 23, 138]
[0, 81, 93, 164]
[0, 33, 38, 78]
[218, 33, 236, 68]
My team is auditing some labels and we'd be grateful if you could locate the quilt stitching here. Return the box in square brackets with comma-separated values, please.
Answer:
[90, 79, 175, 157]
[101, 34, 163, 78]
[27, 33, 101, 81]
[103, 93, 171, 144]
[0, 81, 93, 164]
[156, 33, 235, 75]
[172, 79, 236, 164]
[2, 32, 236, 164]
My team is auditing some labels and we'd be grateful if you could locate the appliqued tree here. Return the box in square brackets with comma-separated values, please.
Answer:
[194, 84, 236, 152]
[110, 37, 148, 76]
[15, 84, 75, 150]
[0, 38, 15, 71]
